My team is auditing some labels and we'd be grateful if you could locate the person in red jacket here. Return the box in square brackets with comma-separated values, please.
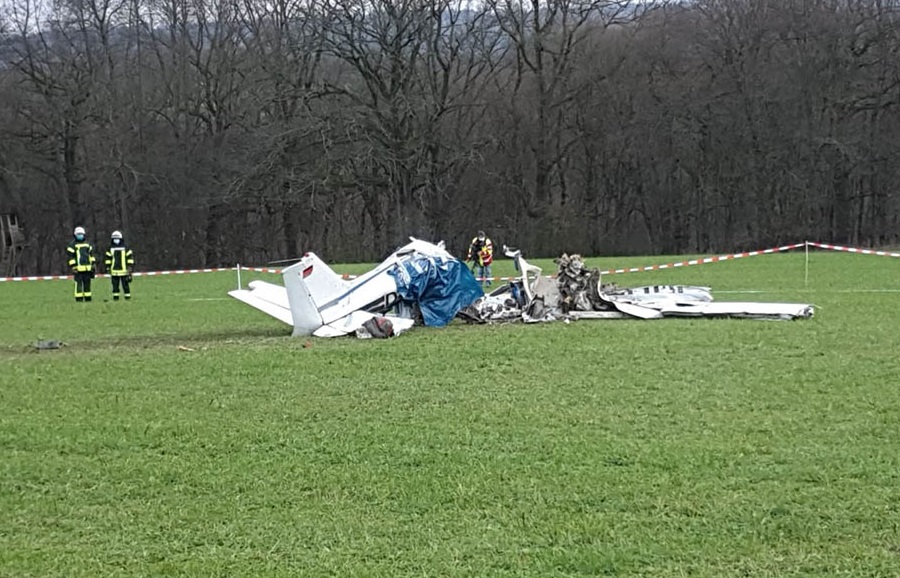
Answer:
[466, 230, 493, 287]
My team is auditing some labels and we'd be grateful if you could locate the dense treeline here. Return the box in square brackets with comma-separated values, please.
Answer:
[1, 0, 899, 274]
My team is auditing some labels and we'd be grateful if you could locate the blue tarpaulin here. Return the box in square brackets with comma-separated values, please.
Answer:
[388, 257, 484, 327]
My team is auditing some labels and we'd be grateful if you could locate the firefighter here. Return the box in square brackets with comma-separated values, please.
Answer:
[104, 230, 135, 300]
[466, 230, 494, 287]
[66, 226, 96, 302]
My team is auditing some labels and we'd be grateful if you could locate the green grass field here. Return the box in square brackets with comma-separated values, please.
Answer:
[1, 251, 899, 577]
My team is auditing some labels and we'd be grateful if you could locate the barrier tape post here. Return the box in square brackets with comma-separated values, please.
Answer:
[237, 263, 242, 290]
[805, 241, 809, 287]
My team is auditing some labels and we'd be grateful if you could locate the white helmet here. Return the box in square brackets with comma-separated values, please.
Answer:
[74, 226, 86, 236]
[111, 230, 123, 240]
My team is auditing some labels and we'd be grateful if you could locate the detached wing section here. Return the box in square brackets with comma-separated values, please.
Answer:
[655, 301, 815, 320]
[600, 292, 815, 320]
[228, 280, 294, 326]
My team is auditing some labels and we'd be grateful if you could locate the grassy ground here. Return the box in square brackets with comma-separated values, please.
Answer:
[1, 251, 899, 577]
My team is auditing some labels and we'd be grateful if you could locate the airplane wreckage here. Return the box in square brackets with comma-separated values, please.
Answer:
[229, 238, 814, 338]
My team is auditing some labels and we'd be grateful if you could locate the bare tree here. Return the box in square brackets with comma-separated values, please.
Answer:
[2, 0, 900, 273]
[481, 0, 655, 252]
[312, 0, 500, 250]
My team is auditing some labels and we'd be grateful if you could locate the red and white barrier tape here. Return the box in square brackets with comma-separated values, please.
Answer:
[807, 242, 900, 258]
[469, 242, 805, 281]
[235, 266, 282, 274]
[238, 265, 360, 279]
[1, 241, 895, 282]
[137, 267, 234, 276]
[599, 242, 807, 275]
[0, 267, 234, 282]
[239, 267, 529, 282]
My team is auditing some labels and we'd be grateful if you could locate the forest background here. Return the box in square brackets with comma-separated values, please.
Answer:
[1, 0, 898, 273]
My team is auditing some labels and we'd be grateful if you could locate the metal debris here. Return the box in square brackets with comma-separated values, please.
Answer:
[462, 247, 814, 323]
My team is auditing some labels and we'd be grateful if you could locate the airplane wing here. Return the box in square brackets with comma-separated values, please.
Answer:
[602, 296, 814, 320]
[656, 301, 814, 320]
[607, 300, 664, 319]
[228, 280, 293, 326]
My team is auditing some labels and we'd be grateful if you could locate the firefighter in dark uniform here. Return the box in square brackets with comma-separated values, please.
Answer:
[66, 226, 96, 302]
[104, 230, 135, 300]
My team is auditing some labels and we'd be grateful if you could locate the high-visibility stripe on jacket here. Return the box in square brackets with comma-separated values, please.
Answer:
[66, 241, 95, 272]
[478, 246, 493, 266]
[467, 237, 493, 264]
[105, 246, 134, 275]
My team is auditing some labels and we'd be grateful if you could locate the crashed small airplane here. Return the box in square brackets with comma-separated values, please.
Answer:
[229, 238, 483, 337]
[230, 238, 813, 338]
[461, 247, 814, 323]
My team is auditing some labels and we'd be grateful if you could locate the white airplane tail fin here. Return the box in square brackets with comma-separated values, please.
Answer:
[281, 253, 350, 335]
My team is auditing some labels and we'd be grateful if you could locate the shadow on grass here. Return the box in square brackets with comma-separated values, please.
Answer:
[92, 325, 292, 347]
[2, 326, 291, 357]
